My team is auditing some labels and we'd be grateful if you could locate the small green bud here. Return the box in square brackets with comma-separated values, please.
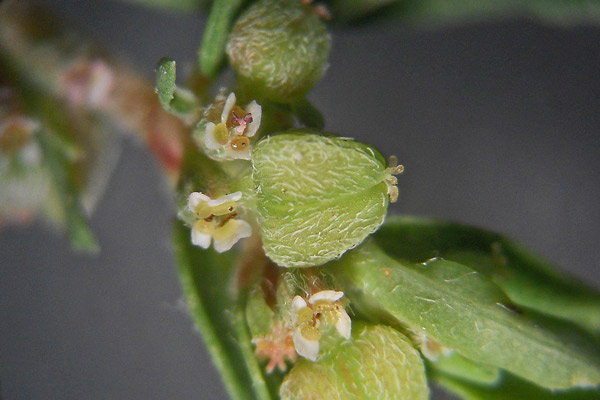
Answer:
[155, 57, 198, 121]
[226, 0, 331, 103]
[253, 132, 397, 268]
[279, 323, 429, 400]
[156, 58, 177, 109]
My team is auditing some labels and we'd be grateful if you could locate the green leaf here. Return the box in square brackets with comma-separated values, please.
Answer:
[434, 372, 600, 400]
[331, 239, 600, 389]
[198, 0, 244, 78]
[280, 323, 429, 400]
[155, 57, 198, 116]
[253, 132, 390, 267]
[427, 352, 501, 386]
[389, 0, 600, 25]
[156, 58, 177, 108]
[246, 287, 275, 338]
[373, 216, 600, 335]
[232, 299, 274, 400]
[328, 0, 399, 22]
[119, 0, 206, 13]
[291, 99, 325, 130]
[173, 221, 259, 400]
[38, 129, 99, 254]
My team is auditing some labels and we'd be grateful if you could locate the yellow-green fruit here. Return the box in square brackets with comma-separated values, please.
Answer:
[252, 132, 390, 268]
[280, 324, 429, 400]
[226, 0, 331, 103]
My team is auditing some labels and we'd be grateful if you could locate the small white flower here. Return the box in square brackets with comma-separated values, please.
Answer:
[290, 290, 351, 361]
[61, 59, 114, 109]
[200, 92, 262, 160]
[0, 117, 42, 166]
[186, 191, 251, 253]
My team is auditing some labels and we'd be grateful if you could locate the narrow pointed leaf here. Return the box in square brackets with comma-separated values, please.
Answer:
[427, 353, 501, 386]
[120, 0, 205, 13]
[38, 130, 99, 253]
[374, 216, 600, 334]
[291, 98, 325, 130]
[173, 221, 255, 400]
[332, 240, 600, 389]
[155, 57, 197, 115]
[388, 0, 600, 25]
[198, 0, 244, 77]
[156, 57, 177, 109]
[434, 372, 600, 400]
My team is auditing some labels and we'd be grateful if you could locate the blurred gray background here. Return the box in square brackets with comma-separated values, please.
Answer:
[1, 1, 599, 399]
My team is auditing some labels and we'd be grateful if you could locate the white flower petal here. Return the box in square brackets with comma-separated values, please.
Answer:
[235, 219, 252, 239]
[291, 296, 308, 325]
[224, 144, 252, 160]
[293, 327, 319, 361]
[221, 92, 236, 124]
[309, 290, 344, 304]
[207, 191, 242, 207]
[187, 192, 211, 210]
[191, 229, 211, 249]
[203, 122, 221, 150]
[335, 309, 352, 340]
[87, 62, 113, 108]
[244, 101, 262, 138]
[213, 219, 252, 253]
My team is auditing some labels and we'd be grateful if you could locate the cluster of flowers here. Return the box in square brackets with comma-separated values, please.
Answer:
[185, 91, 408, 373]
[185, 92, 260, 253]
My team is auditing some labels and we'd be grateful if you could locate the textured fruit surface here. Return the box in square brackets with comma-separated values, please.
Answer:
[280, 323, 429, 400]
[227, 0, 330, 102]
[253, 132, 389, 267]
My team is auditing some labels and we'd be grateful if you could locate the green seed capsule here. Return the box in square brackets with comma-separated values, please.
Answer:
[226, 0, 331, 103]
[252, 131, 392, 268]
[279, 324, 429, 400]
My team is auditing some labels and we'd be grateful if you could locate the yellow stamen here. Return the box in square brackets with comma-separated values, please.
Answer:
[193, 202, 213, 219]
[296, 307, 314, 325]
[312, 300, 334, 313]
[193, 219, 214, 234]
[301, 325, 322, 341]
[214, 123, 229, 145]
[231, 136, 250, 151]
[211, 201, 237, 216]
[213, 219, 239, 241]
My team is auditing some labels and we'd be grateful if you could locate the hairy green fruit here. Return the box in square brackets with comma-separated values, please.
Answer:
[280, 323, 429, 400]
[226, 0, 331, 103]
[252, 132, 391, 268]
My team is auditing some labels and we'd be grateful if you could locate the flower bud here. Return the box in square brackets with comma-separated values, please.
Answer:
[252, 132, 397, 267]
[279, 323, 429, 400]
[226, 0, 331, 103]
